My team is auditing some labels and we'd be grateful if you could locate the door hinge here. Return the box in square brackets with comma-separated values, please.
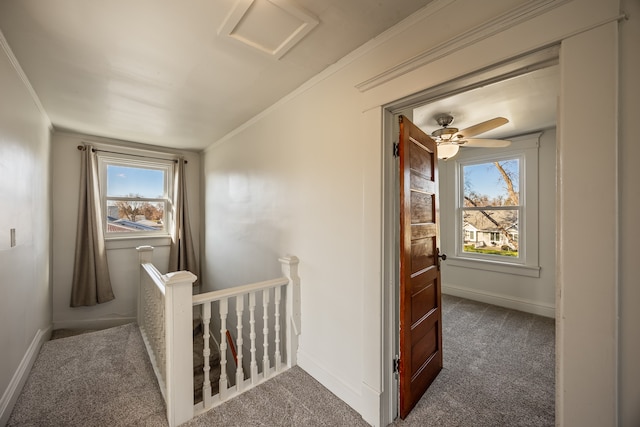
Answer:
[393, 356, 400, 374]
[393, 142, 399, 158]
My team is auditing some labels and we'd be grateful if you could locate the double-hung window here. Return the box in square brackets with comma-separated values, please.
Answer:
[98, 154, 174, 238]
[460, 157, 521, 258]
[447, 133, 541, 277]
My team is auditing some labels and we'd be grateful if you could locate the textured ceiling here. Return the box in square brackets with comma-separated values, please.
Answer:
[0, 0, 435, 150]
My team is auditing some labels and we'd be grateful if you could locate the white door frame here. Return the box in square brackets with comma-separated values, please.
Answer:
[381, 47, 559, 421]
[378, 23, 619, 425]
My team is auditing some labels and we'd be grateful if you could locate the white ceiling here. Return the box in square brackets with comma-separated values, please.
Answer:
[0, 0, 436, 151]
[413, 64, 559, 142]
[0, 1, 558, 152]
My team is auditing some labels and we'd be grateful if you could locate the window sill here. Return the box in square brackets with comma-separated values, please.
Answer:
[105, 235, 172, 250]
[446, 256, 541, 278]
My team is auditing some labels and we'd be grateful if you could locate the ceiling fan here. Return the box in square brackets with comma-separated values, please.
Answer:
[430, 114, 511, 160]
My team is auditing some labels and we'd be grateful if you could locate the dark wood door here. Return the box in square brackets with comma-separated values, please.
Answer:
[398, 115, 443, 419]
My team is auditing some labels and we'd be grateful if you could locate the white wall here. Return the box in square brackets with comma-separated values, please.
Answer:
[618, 0, 640, 424]
[439, 129, 556, 317]
[51, 131, 201, 329]
[203, 87, 367, 407]
[203, 0, 630, 426]
[0, 36, 52, 424]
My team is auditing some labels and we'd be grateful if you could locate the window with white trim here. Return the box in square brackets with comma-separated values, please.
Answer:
[460, 156, 521, 259]
[98, 154, 174, 237]
[447, 133, 541, 277]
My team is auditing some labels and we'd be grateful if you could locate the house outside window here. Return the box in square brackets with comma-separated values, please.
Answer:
[465, 229, 476, 241]
[98, 154, 174, 237]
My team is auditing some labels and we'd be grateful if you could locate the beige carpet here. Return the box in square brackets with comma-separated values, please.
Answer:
[8, 323, 167, 426]
[9, 296, 554, 426]
[183, 366, 368, 427]
[394, 295, 555, 426]
[8, 323, 366, 427]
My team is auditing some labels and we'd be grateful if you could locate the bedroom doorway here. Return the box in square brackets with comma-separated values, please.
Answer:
[382, 46, 559, 422]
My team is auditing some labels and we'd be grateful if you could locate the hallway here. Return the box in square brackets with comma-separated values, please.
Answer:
[9, 295, 553, 426]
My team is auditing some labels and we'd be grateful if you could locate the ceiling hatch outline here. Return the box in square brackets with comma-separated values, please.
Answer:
[219, 0, 319, 59]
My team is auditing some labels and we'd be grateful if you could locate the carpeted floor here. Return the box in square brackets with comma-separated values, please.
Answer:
[394, 295, 555, 426]
[183, 365, 368, 427]
[8, 295, 554, 426]
[7, 323, 167, 426]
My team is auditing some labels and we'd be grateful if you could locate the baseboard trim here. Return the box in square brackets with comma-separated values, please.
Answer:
[360, 381, 384, 427]
[442, 283, 556, 318]
[53, 316, 136, 330]
[0, 324, 52, 425]
[297, 350, 363, 418]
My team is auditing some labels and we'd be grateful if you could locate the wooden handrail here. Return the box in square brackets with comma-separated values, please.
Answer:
[225, 330, 238, 366]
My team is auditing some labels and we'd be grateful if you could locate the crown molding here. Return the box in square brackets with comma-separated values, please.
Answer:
[0, 29, 52, 129]
[355, 0, 571, 93]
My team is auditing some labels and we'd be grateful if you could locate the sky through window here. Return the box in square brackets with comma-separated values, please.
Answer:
[106, 165, 165, 198]
[463, 160, 519, 201]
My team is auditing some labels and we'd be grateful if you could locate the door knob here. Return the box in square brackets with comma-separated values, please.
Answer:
[438, 253, 447, 261]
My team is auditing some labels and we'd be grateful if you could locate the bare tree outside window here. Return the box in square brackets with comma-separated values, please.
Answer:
[462, 159, 520, 257]
[101, 161, 172, 235]
[112, 195, 164, 222]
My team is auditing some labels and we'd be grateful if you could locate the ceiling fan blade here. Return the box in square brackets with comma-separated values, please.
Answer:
[455, 117, 508, 138]
[461, 138, 511, 148]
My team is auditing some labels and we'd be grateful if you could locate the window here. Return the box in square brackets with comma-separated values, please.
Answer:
[461, 157, 520, 258]
[446, 133, 541, 277]
[98, 154, 174, 237]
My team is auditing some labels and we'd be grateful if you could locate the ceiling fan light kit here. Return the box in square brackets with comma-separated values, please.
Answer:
[430, 114, 511, 160]
[436, 144, 460, 160]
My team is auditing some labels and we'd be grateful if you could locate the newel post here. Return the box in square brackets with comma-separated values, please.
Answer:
[164, 270, 197, 427]
[136, 246, 154, 326]
[280, 255, 300, 368]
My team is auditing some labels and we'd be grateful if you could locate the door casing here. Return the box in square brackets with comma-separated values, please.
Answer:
[381, 47, 560, 422]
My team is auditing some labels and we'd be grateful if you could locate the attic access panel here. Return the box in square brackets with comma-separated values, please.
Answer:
[219, 0, 318, 59]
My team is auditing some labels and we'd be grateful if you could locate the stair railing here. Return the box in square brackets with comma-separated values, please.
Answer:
[136, 246, 300, 426]
[137, 246, 196, 427]
[192, 255, 300, 415]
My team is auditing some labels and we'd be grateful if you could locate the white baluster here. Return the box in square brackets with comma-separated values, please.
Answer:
[219, 298, 229, 401]
[235, 295, 245, 391]
[145, 285, 152, 336]
[249, 292, 258, 384]
[143, 285, 149, 333]
[262, 289, 270, 378]
[159, 297, 165, 383]
[161, 298, 167, 381]
[274, 286, 282, 371]
[201, 302, 212, 407]
[281, 255, 301, 368]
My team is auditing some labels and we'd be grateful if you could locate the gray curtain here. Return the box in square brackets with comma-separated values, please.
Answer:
[71, 145, 115, 306]
[169, 158, 199, 285]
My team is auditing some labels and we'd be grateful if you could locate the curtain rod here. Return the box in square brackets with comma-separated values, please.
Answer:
[77, 145, 187, 164]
